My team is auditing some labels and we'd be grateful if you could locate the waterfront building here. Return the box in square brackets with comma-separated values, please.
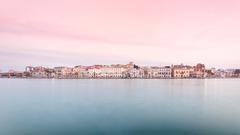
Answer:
[145, 67, 158, 78]
[172, 68, 191, 78]
[215, 69, 226, 78]
[234, 69, 240, 78]
[147, 66, 172, 78]
[22, 71, 31, 78]
[86, 63, 136, 78]
[158, 66, 172, 78]
[31, 66, 55, 78]
[54, 67, 73, 78]
[32, 71, 48, 78]
[2, 70, 24, 78]
[123, 68, 145, 78]
[204, 69, 215, 78]
[191, 64, 205, 78]
[172, 65, 193, 78]
[139, 67, 159, 78]
[73, 66, 88, 78]
[31, 66, 48, 78]
[99, 67, 127, 78]
[88, 66, 127, 78]
[0, 72, 10, 78]
[25, 66, 55, 78]
[225, 69, 235, 78]
[74, 67, 89, 78]
[88, 67, 102, 78]
[46, 69, 55, 78]
[5, 62, 240, 79]
[73, 65, 83, 73]
[125, 62, 135, 69]
[79, 69, 89, 78]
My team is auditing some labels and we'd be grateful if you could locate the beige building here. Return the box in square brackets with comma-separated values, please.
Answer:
[78, 69, 89, 78]
[32, 71, 48, 78]
[225, 69, 235, 78]
[26, 66, 55, 78]
[54, 67, 73, 78]
[87, 68, 101, 78]
[123, 68, 145, 78]
[88, 67, 127, 78]
[173, 68, 190, 78]
[73, 66, 89, 78]
[191, 64, 205, 78]
[144, 66, 172, 78]
[172, 65, 193, 78]
[99, 67, 127, 78]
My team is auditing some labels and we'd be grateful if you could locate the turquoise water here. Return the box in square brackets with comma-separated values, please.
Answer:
[0, 79, 240, 135]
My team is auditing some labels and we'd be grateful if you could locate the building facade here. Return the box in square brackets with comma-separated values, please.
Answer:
[172, 65, 193, 78]
[191, 64, 205, 78]
[123, 68, 145, 78]
[54, 67, 73, 78]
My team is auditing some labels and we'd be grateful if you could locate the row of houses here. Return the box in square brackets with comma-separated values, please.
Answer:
[1, 62, 240, 79]
[22, 62, 173, 79]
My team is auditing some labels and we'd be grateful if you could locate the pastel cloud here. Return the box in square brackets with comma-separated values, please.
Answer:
[0, 0, 240, 71]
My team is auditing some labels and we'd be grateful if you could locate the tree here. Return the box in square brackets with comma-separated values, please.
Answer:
[134, 64, 139, 69]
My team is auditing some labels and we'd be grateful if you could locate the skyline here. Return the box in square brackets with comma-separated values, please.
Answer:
[0, 62, 239, 73]
[1, 0, 240, 71]
[1, 62, 239, 79]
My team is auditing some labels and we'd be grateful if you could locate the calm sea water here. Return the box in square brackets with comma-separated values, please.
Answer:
[0, 79, 240, 135]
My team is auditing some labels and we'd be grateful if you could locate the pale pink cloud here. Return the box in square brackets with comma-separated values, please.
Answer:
[0, 0, 240, 70]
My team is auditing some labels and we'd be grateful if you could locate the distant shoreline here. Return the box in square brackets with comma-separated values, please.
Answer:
[1, 77, 239, 80]
[1, 62, 240, 79]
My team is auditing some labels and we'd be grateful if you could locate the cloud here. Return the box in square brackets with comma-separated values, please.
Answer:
[0, 0, 240, 69]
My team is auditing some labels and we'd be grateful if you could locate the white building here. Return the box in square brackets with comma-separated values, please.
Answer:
[78, 69, 89, 78]
[54, 67, 73, 78]
[100, 67, 126, 78]
[32, 71, 48, 78]
[88, 67, 127, 78]
[215, 69, 226, 78]
[145, 66, 172, 78]
[88, 68, 102, 78]
[225, 69, 235, 78]
[124, 68, 145, 78]
[158, 66, 172, 78]
[73, 66, 89, 78]
[28, 66, 55, 78]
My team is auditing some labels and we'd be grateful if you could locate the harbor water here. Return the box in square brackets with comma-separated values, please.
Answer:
[0, 79, 240, 135]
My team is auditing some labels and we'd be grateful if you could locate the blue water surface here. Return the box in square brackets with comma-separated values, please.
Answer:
[0, 79, 240, 135]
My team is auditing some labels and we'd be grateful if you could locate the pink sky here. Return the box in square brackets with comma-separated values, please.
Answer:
[0, 0, 240, 71]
